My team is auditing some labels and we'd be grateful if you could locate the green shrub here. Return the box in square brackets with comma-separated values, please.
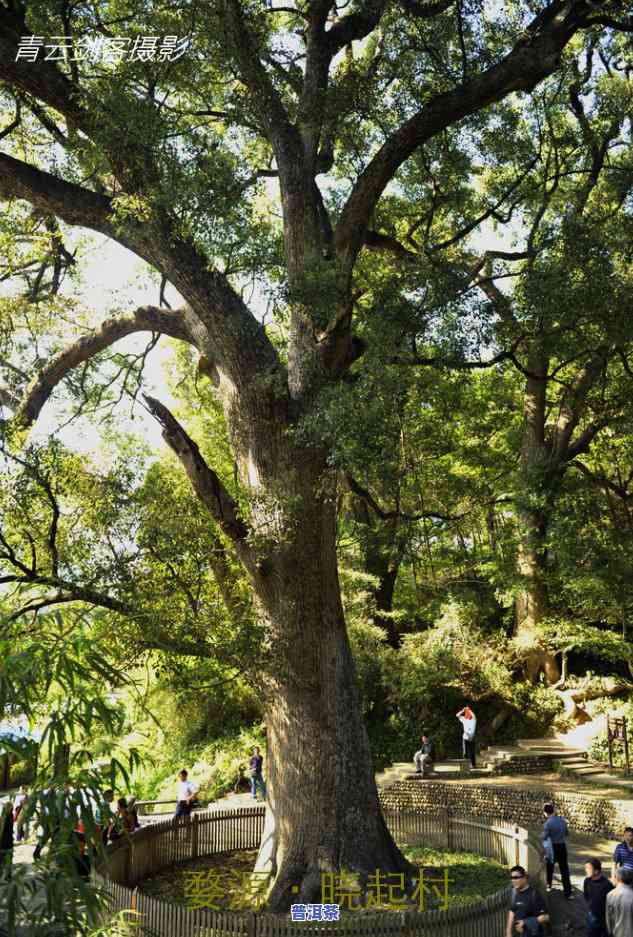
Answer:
[132, 724, 266, 804]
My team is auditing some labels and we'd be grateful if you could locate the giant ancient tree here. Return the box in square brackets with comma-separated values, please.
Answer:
[0, 0, 631, 909]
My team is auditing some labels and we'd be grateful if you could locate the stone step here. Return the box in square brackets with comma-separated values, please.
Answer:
[557, 757, 591, 768]
[481, 745, 586, 761]
[516, 738, 585, 752]
[392, 760, 470, 771]
[561, 764, 607, 777]
[402, 771, 466, 781]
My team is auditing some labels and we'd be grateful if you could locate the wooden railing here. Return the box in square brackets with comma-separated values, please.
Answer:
[134, 799, 177, 816]
[96, 805, 546, 937]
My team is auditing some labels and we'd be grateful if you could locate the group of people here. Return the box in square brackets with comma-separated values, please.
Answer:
[409, 708, 633, 935]
[413, 705, 477, 777]
[175, 747, 266, 819]
[93, 789, 141, 844]
[507, 806, 633, 936]
[1, 785, 36, 878]
[0, 781, 141, 880]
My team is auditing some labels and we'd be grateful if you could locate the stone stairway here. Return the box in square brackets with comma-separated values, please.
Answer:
[376, 737, 602, 789]
[375, 758, 493, 787]
[479, 737, 594, 777]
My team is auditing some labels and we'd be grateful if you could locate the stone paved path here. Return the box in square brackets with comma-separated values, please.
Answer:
[546, 832, 614, 936]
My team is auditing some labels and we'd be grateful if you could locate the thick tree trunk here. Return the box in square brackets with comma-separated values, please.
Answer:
[515, 507, 560, 684]
[240, 451, 412, 910]
[515, 352, 560, 684]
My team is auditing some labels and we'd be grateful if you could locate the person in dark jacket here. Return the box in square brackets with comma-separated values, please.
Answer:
[0, 798, 14, 880]
[583, 858, 614, 937]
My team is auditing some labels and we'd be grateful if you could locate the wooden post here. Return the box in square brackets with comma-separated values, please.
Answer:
[514, 827, 520, 867]
[122, 841, 131, 886]
[624, 717, 630, 776]
[192, 811, 199, 860]
[608, 717, 614, 770]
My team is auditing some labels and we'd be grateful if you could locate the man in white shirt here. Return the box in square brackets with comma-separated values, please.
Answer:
[175, 769, 198, 817]
[13, 786, 28, 842]
[456, 706, 477, 768]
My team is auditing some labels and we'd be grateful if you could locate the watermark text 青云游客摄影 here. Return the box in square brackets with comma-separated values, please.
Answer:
[14, 35, 190, 63]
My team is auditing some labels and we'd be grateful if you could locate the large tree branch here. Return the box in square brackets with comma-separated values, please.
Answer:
[363, 229, 419, 258]
[585, 15, 633, 31]
[142, 395, 251, 550]
[5, 306, 197, 432]
[0, 152, 280, 391]
[344, 472, 462, 522]
[565, 416, 615, 462]
[426, 158, 539, 253]
[325, 0, 391, 52]
[0, 152, 121, 239]
[220, 0, 301, 166]
[391, 337, 524, 370]
[334, 0, 600, 273]
[0, 575, 217, 658]
[0, 7, 88, 132]
[297, 2, 332, 168]
[571, 459, 633, 501]
[551, 348, 609, 462]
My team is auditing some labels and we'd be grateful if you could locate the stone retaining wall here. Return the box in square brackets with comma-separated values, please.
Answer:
[379, 780, 633, 838]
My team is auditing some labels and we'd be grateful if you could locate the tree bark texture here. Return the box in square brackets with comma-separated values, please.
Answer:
[233, 438, 413, 909]
[515, 354, 560, 684]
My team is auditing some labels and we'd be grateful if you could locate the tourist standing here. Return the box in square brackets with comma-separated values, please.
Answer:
[32, 783, 56, 861]
[505, 864, 549, 936]
[613, 827, 633, 878]
[413, 734, 434, 777]
[542, 802, 572, 899]
[0, 798, 14, 880]
[12, 785, 28, 842]
[249, 747, 267, 800]
[127, 796, 141, 831]
[583, 858, 614, 937]
[606, 867, 633, 937]
[175, 769, 198, 818]
[116, 798, 136, 835]
[95, 788, 115, 844]
[456, 706, 477, 768]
